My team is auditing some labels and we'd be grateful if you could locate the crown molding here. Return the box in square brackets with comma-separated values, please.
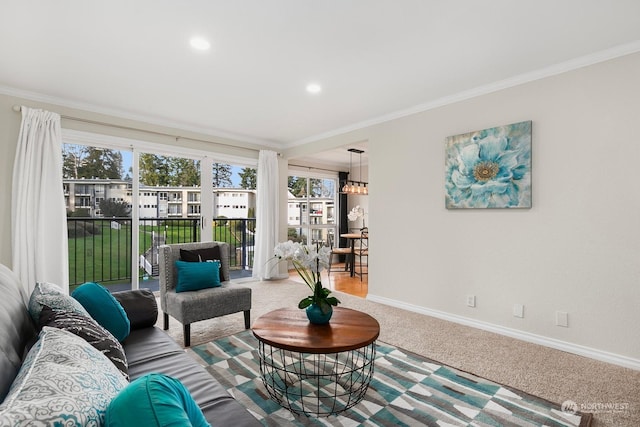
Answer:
[288, 40, 640, 147]
[3, 40, 639, 149]
[0, 84, 279, 148]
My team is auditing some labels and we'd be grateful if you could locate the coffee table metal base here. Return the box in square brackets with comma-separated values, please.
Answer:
[257, 340, 376, 417]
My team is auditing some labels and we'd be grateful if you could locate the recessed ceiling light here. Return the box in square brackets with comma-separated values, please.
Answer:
[190, 37, 210, 51]
[306, 83, 322, 94]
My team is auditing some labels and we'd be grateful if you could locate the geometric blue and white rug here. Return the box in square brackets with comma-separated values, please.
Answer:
[189, 330, 592, 426]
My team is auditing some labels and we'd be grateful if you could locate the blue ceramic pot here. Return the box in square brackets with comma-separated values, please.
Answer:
[305, 303, 333, 325]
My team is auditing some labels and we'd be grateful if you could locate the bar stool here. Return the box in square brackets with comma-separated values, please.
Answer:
[354, 228, 368, 281]
[327, 233, 352, 275]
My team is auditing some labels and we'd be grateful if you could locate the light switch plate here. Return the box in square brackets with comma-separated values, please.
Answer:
[513, 304, 524, 318]
[556, 311, 569, 327]
[466, 295, 476, 307]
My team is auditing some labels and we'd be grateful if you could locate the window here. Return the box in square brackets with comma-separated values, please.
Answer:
[168, 205, 182, 215]
[63, 135, 258, 290]
[287, 173, 338, 245]
[187, 192, 200, 202]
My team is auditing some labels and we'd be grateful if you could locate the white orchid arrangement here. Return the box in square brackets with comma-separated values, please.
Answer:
[348, 205, 366, 228]
[273, 240, 340, 313]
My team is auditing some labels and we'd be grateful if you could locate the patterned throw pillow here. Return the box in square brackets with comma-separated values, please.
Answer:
[28, 281, 90, 324]
[39, 306, 129, 380]
[0, 327, 128, 426]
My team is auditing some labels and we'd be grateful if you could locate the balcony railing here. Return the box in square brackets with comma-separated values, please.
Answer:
[67, 217, 255, 288]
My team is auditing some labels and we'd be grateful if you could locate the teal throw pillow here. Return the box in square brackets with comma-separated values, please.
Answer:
[72, 282, 130, 342]
[105, 373, 210, 427]
[179, 245, 228, 281]
[175, 260, 221, 293]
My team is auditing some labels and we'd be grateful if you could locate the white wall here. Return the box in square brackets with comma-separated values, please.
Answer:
[283, 52, 640, 367]
[0, 96, 21, 266]
[365, 53, 640, 364]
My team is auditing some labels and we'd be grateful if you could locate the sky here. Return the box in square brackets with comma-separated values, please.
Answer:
[121, 151, 242, 186]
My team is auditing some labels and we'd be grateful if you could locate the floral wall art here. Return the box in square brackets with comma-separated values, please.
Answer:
[445, 120, 532, 209]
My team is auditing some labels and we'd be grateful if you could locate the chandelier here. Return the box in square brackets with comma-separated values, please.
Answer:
[341, 148, 368, 195]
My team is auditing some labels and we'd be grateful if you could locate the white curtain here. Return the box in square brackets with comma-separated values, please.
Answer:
[12, 107, 69, 295]
[252, 150, 283, 280]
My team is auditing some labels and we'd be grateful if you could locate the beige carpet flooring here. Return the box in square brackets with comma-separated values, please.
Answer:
[155, 279, 639, 427]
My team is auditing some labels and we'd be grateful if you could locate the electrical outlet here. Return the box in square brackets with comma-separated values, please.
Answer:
[466, 295, 476, 307]
[513, 304, 524, 318]
[556, 311, 569, 327]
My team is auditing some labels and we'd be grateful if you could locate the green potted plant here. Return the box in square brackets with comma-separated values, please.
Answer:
[273, 241, 340, 324]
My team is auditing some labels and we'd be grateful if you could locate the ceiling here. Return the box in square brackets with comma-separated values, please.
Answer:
[291, 141, 369, 171]
[1, 1, 640, 164]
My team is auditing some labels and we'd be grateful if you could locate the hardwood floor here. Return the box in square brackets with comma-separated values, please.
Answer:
[326, 263, 368, 298]
[289, 262, 368, 298]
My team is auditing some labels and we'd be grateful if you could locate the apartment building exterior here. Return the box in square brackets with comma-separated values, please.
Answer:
[64, 179, 335, 228]
[63, 179, 256, 219]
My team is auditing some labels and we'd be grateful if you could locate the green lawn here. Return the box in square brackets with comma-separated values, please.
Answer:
[140, 220, 200, 244]
[68, 220, 252, 286]
[68, 222, 132, 285]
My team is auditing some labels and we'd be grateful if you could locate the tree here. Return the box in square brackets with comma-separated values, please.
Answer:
[309, 178, 324, 197]
[62, 144, 84, 178]
[101, 149, 124, 179]
[68, 208, 90, 217]
[169, 158, 200, 186]
[139, 155, 200, 186]
[99, 199, 131, 217]
[310, 178, 334, 197]
[286, 177, 334, 198]
[212, 163, 232, 187]
[288, 176, 307, 197]
[76, 147, 123, 179]
[139, 154, 171, 186]
[239, 167, 257, 189]
[63, 144, 123, 179]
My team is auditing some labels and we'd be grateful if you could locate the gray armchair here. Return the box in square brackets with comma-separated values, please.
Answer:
[158, 241, 252, 347]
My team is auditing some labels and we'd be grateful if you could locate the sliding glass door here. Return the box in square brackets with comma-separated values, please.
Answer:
[62, 129, 262, 290]
[136, 151, 207, 287]
[63, 142, 210, 291]
[64, 144, 134, 289]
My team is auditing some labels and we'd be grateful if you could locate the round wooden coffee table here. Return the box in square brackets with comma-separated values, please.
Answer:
[252, 307, 380, 416]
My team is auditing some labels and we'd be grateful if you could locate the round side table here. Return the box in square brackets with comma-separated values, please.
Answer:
[252, 307, 380, 416]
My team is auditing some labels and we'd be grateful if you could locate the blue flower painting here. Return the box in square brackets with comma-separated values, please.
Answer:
[445, 121, 531, 209]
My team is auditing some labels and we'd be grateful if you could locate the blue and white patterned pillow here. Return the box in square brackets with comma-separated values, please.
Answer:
[28, 281, 90, 324]
[0, 327, 129, 426]
[39, 306, 129, 381]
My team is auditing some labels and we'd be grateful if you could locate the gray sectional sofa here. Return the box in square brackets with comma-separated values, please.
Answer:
[0, 264, 260, 426]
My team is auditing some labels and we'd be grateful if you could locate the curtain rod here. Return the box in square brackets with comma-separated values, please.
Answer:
[288, 163, 345, 174]
[12, 104, 277, 156]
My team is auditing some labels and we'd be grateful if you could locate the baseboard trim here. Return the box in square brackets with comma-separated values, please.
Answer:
[366, 293, 640, 371]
